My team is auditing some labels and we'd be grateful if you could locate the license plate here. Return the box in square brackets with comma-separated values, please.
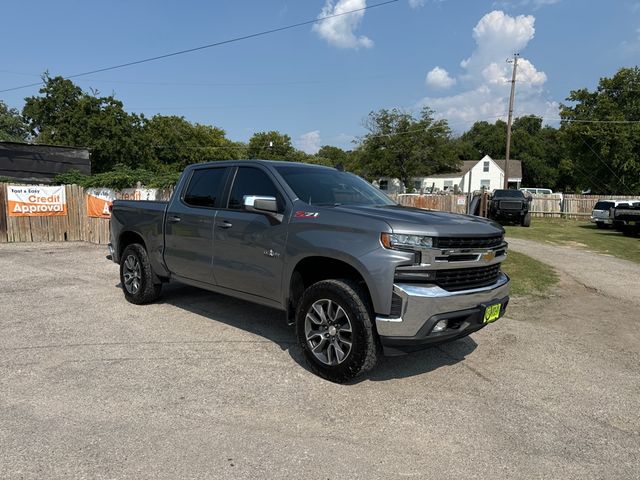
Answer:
[629, 221, 637, 226]
[483, 303, 502, 324]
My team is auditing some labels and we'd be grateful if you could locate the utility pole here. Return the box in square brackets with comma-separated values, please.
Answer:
[504, 53, 519, 189]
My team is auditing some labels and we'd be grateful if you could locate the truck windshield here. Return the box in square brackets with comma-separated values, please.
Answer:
[494, 190, 524, 198]
[276, 166, 396, 206]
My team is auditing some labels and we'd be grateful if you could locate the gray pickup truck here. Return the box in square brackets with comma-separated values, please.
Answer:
[109, 160, 510, 382]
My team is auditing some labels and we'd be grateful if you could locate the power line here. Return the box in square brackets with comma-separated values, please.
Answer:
[0, 0, 400, 94]
[577, 133, 636, 195]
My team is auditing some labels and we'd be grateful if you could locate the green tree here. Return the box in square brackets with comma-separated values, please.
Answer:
[459, 120, 507, 159]
[247, 131, 295, 160]
[560, 67, 640, 194]
[143, 115, 242, 170]
[357, 107, 459, 189]
[22, 75, 152, 173]
[511, 116, 562, 189]
[0, 100, 28, 142]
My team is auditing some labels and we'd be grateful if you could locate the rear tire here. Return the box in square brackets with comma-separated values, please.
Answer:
[296, 279, 378, 383]
[120, 243, 162, 305]
[595, 222, 608, 229]
[521, 213, 531, 227]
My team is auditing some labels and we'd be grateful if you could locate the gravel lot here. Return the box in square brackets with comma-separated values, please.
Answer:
[1, 241, 639, 479]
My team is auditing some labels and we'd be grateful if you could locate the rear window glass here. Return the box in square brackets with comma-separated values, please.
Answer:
[183, 168, 227, 208]
[594, 201, 613, 210]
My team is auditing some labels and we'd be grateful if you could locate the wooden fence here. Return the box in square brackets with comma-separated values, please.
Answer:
[389, 192, 639, 219]
[0, 183, 161, 245]
[1, 183, 638, 245]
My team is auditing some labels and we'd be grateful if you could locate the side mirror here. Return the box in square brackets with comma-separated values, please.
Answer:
[243, 195, 283, 223]
[243, 195, 278, 213]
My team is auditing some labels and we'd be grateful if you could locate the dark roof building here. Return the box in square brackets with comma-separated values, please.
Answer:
[0, 141, 91, 184]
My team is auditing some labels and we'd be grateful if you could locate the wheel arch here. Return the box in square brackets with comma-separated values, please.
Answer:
[286, 255, 375, 321]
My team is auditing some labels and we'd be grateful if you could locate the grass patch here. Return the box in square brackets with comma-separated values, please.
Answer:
[504, 218, 640, 264]
[501, 250, 559, 297]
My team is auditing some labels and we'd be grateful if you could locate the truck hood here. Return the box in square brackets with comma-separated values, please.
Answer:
[330, 204, 504, 237]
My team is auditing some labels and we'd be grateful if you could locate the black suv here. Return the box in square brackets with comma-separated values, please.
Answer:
[488, 189, 532, 227]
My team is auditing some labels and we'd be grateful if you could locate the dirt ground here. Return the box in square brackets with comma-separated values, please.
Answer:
[0, 241, 638, 479]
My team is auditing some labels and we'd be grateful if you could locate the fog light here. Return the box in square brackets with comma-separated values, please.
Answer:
[432, 319, 448, 333]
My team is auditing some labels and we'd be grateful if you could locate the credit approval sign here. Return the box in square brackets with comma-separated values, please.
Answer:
[86, 188, 115, 218]
[7, 185, 67, 217]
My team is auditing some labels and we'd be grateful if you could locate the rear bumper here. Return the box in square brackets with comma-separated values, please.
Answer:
[591, 217, 612, 224]
[376, 273, 510, 355]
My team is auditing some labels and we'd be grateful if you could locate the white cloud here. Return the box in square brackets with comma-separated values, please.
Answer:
[418, 10, 557, 129]
[409, 0, 426, 8]
[297, 130, 322, 154]
[426, 67, 457, 89]
[313, 0, 373, 49]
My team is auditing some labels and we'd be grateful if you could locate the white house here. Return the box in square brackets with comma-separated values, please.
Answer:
[376, 155, 522, 194]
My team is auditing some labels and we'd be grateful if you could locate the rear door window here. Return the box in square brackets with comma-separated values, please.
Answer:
[183, 167, 228, 208]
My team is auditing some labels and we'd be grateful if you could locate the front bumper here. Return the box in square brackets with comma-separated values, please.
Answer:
[376, 273, 510, 355]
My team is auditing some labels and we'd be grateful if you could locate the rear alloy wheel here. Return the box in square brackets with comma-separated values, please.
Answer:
[119, 243, 162, 305]
[296, 279, 378, 383]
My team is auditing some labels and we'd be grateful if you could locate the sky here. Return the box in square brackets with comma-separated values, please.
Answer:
[1, 0, 639, 153]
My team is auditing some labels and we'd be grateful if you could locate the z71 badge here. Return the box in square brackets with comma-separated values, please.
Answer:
[294, 211, 319, 218]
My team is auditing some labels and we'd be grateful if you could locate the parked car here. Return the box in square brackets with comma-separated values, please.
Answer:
[488, 189, 532, 227]
[520, 187, 553, 195]
[109, 160, 510, 382]
[591, 199, 639, 229]
[612, 202, 640, 236]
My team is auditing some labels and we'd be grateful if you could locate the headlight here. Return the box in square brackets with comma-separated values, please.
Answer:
[381, 233, 433, 250]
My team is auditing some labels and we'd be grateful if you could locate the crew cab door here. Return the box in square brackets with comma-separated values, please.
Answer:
[164, 166, 231, 284]
[212, 166, 288, 301]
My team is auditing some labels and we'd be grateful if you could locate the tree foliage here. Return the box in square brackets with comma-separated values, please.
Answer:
[144, 115, 243, 169]
[1, 68, 638, 193]
[247, 131, 295, 160]
[357, 107, 459, 189]
[22, 75, 153, 173]
[559, 67, 640, 194]
[0, 100, 28, 142]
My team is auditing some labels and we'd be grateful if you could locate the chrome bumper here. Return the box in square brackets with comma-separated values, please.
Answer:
[375, 273, 510, 338]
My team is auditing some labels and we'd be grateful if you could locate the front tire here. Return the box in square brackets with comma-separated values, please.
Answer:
[120, 243, 162, 305]
[521, 212, 531, 227]
[296, 279, 378, 383]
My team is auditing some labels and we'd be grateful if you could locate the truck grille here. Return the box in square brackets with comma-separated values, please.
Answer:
[435, 264, 501, 291]
[499, 200, 523, 210]
[434, 235, 504, 249]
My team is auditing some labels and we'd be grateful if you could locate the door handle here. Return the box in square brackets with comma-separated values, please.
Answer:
[167, 215, 181, 223]
[218, 221, 233, 229]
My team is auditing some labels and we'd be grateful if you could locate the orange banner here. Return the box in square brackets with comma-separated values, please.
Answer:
[7, 185, 67, 217]
[86, 189, 115, 218]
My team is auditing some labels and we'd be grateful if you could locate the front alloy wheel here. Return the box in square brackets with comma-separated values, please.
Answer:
[305, 299, 353, 366]
[296, 279, 378, 383]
